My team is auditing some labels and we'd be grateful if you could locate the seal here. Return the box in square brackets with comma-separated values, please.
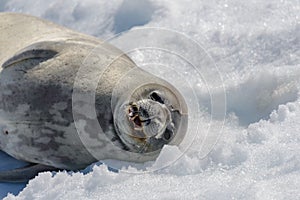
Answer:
[0, 13, 188, 182]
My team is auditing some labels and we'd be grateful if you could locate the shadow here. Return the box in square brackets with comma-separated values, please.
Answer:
[0, 151, 28, 198]
[113, 0, 156, 34]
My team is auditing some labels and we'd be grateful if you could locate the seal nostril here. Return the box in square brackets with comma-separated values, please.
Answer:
[132, 105, 138, 112]
[128, 104, 139, 117]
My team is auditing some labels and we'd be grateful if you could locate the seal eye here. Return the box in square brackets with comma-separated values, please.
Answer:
[163, 129, 173, 141]
[150, 92, 164, 104]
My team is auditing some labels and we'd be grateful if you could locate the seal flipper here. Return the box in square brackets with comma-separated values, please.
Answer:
[2, 41, 62, 68]
[0, 163, 58, 183]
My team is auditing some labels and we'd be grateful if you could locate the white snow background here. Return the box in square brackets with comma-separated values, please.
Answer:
[0, 0, 300, 199]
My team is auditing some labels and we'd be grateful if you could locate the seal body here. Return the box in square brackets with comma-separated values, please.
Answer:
[0, 13, 188, 172]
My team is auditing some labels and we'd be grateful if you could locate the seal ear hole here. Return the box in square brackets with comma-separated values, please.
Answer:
[150, 91, 164, 104]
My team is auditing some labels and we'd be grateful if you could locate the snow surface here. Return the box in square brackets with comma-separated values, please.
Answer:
[1, 0, 300, 199]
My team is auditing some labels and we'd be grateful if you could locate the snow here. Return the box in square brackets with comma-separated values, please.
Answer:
[1, 0, 300, 199]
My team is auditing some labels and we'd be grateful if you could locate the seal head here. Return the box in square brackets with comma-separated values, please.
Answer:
[114, 83, 188, 154]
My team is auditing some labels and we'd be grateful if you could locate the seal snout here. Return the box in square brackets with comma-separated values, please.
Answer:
[126, 99, 172, 140]
[127, 103, 152, 130]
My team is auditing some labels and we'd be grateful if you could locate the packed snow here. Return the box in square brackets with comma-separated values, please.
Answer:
[0, 0, 300, 199]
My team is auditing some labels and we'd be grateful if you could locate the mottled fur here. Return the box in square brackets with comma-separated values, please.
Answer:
[0, 13, 188, 182]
